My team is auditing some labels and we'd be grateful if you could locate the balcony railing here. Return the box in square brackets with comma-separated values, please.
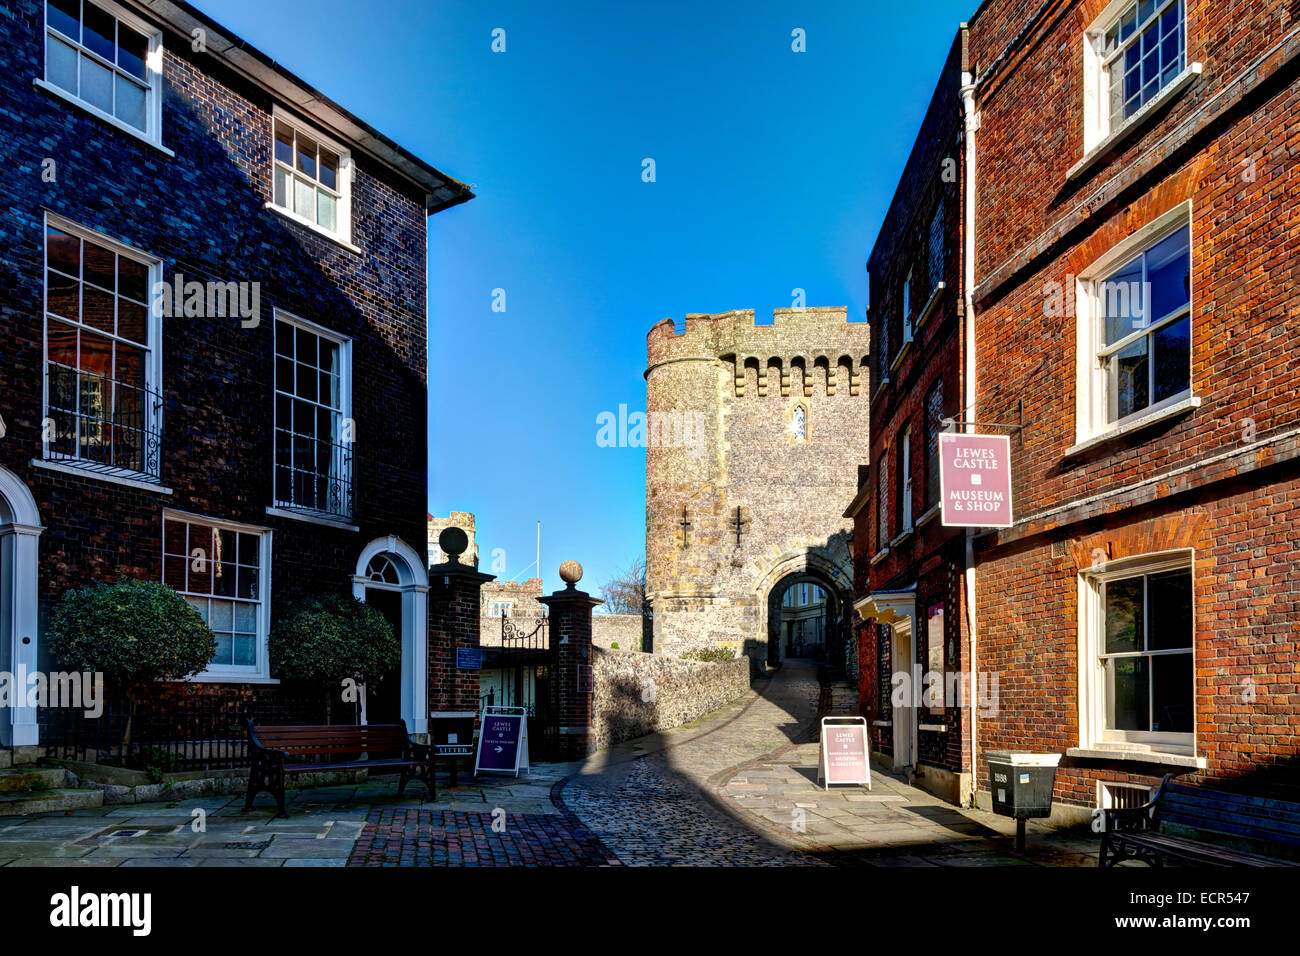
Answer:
[44, 362, 163, 480]
[273, 429, 355, 521]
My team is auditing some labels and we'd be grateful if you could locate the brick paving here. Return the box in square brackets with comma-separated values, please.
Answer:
[347, 806, 618, 867]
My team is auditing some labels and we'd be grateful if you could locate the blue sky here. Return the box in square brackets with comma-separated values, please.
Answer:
[200, 0, 975, 595]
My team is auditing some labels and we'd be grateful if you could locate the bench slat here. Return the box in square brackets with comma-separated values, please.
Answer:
[1116, 831, 1289, 866]
[1163, 783, 1300, 817]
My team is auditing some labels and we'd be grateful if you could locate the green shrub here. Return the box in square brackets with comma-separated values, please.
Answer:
[46, 578, 216, 749]
[610, 642, 619, 649]
[685, 647, 736, 663]
[269, 593, 399, 720]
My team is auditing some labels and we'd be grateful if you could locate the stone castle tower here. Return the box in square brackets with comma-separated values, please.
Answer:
[644, 307, 871, 671]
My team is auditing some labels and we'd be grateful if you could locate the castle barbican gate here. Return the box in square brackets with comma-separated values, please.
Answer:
[644, 308, 870, 674]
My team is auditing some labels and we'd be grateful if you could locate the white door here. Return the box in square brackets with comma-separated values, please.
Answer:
[891, 621, 914, 770]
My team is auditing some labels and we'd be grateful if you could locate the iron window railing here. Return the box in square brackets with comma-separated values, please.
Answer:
[44, 361, 163, 480]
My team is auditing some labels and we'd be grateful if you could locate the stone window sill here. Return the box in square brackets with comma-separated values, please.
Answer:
[1065, 746, 1205, 770]
[264, 203, 362, 254]
[870, 547, 890, 567]
[1067, 64, 1202, 182]
[31, 458, 172, 495]
[916, 503, 941, 527]
[889, 527, 913, 548]
[914, 282, 945, 330]
[1064, 394, 1201, 459]
[265, 505, 359, 532]
[919, 723, 947, 732]
[33, 78, 174, 157]
[889, 337, 912, 375]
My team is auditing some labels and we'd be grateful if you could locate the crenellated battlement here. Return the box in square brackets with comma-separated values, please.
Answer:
[646, 307, 870, 397]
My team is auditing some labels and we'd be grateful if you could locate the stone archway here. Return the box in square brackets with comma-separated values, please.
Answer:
[352, 535, 428, 733]
[751, 549, 852, 671]
[0, 465, 42, 747]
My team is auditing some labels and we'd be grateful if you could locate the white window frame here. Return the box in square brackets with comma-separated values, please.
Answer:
[1073, 201, 1194, 444]
[37, 0, 167, 149]
[1078, 549, 1194, 755]
[1081, 0, 1196, 156]
[271, 309, 354, 523]
[898, 424, 913, 532]
[266, 106, 355, 247]
[41, 211, 164, 483]
[162, 509, 274, 683]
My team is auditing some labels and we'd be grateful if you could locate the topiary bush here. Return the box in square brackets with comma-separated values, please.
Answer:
[46, 578, 217, 748]
[268, 592, 400, 722]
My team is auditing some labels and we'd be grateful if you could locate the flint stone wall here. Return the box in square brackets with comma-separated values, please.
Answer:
[590, 647, 749, 751]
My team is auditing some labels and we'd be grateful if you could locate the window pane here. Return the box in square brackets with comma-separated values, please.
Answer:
[163, 554, 186, 591]
[273, 166, 288, 208]
[317, 190, 336, 233]
[117, 256, 147, 303]
[237, 532, 259, 566]
[47, 0, 81, 40]
[213, 561, 237, 597]
[79, 53, 113, 113]
[46, 320, 78, 367]
[1113, 336, 1149, 419]
[274, 122, 294, 166]
[46, 33, 78, 93]
[46, 269, 79, 321]
[1105, 577, 1143, 654]
[275, 321, 294, 358]
[83, 241, 114, 291]
[116, 22, 148, 80]
[295, 362, 317, 402]
[1152, 315, 1190, 403]
[1147, 227, 1190, 322]
[115, 74, 146, 130]
[1147, 568, 1192, 650]
[1101, 255, 1144, 344]
[82, 285, 114, 334]
[163, 518, 187, 556]
[236, 567, 259, 600]
[293, 177, 315, 221]
[233, 634, 256, 667]
[1152, 653, 1193, 732]
[185, 596, 209, 624]
[212, 633, 233, 666]
[1108, 655, 1149, 731]
[82, 2, 115, 60]
[210, 599, 233, 632]
[318, 148, 338, 190]
[295, 133, 317, 178]
[46, 227, 80, 276]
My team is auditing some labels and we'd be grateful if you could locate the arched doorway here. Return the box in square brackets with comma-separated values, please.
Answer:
[766, 571, 844, 668]
[751, 548, 853, 671]
[351, 536, 428, 733]
[0, 466, 42, 747]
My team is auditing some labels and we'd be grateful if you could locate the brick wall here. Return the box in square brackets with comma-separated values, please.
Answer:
[0, 2, 434, 700]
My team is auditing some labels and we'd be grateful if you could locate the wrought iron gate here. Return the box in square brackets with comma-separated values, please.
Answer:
[481, 616, 559, 759]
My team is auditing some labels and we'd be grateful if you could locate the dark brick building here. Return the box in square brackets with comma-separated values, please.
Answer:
[846, 30, 971, 805]
[854, 0, 1300, 820]
[0, 0, 471, 750]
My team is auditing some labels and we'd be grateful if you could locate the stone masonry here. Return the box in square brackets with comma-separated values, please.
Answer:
[644, 308, 870, 670]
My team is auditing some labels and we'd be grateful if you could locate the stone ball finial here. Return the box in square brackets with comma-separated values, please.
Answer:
[559, 560, 583, 589]
[439, 527, 469, 563]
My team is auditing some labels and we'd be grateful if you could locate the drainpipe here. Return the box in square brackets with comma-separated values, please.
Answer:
[959, 46, 980, 809]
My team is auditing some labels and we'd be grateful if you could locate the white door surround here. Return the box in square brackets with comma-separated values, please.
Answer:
[0, 465, 43, 748]
[352, 535, 428, 734]
[853, 588, 918, 774]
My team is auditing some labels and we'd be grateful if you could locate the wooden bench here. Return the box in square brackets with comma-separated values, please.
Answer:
[1099, 773, 1300, 867]
[243, 720, 435, 818]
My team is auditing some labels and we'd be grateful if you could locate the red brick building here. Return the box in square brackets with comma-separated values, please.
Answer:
[969, 0, 1300, 817]
[0, 0, 471, 752]
[853, 0, 1300, 818]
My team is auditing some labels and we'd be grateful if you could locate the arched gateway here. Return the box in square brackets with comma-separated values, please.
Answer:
[643, 308, 869, 673]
